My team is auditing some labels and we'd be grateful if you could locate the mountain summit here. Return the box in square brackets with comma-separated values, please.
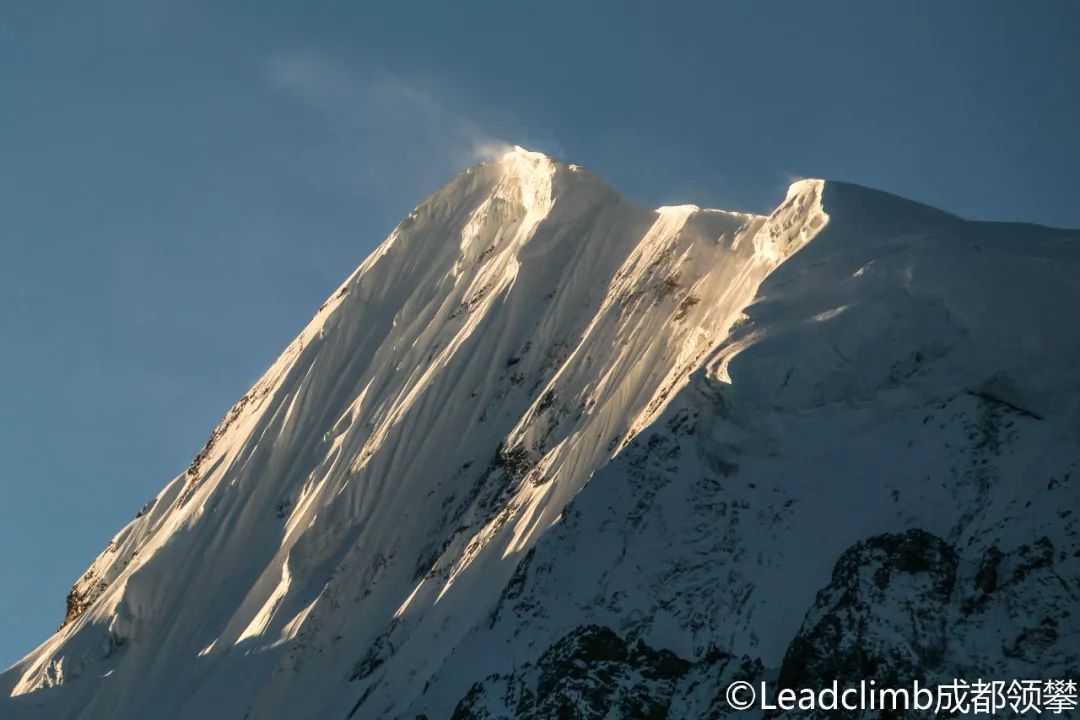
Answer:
[3, 151, 1078, 719]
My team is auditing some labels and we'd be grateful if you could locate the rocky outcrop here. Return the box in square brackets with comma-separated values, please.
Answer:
[450, 625, 761, 720]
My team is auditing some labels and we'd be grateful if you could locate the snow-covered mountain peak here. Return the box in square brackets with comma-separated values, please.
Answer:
[499, 144, 555, 166]
[784, 176, 825, 200]
[3, 155, 1078, 720]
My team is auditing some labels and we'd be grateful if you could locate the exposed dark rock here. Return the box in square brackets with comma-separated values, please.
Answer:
[777, 530, 957, 717]
[450, 625, 695, 720]
[61, 573, 108, 629]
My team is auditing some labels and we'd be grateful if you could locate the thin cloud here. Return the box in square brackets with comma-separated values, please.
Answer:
[265, 51, 512, 205]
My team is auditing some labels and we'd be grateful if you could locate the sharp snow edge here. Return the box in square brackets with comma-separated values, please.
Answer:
[3, 148, 1079, 720]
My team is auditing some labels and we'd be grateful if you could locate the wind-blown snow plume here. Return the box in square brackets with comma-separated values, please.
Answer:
[267, 51, 513, 203]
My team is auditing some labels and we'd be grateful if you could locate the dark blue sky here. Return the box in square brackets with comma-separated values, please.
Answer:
[1, 1, 1077, 666]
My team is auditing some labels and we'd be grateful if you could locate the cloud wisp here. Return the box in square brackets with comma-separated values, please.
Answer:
[266, 51, 513, 206]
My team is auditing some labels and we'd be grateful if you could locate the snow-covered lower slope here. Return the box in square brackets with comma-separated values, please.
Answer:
[3, 149, 1078, 720]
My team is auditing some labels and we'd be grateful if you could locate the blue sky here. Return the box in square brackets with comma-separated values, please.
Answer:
[1, 1, 1077, 667]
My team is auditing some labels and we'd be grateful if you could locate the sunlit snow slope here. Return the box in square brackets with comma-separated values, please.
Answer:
[3, 149, 1078, 720]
